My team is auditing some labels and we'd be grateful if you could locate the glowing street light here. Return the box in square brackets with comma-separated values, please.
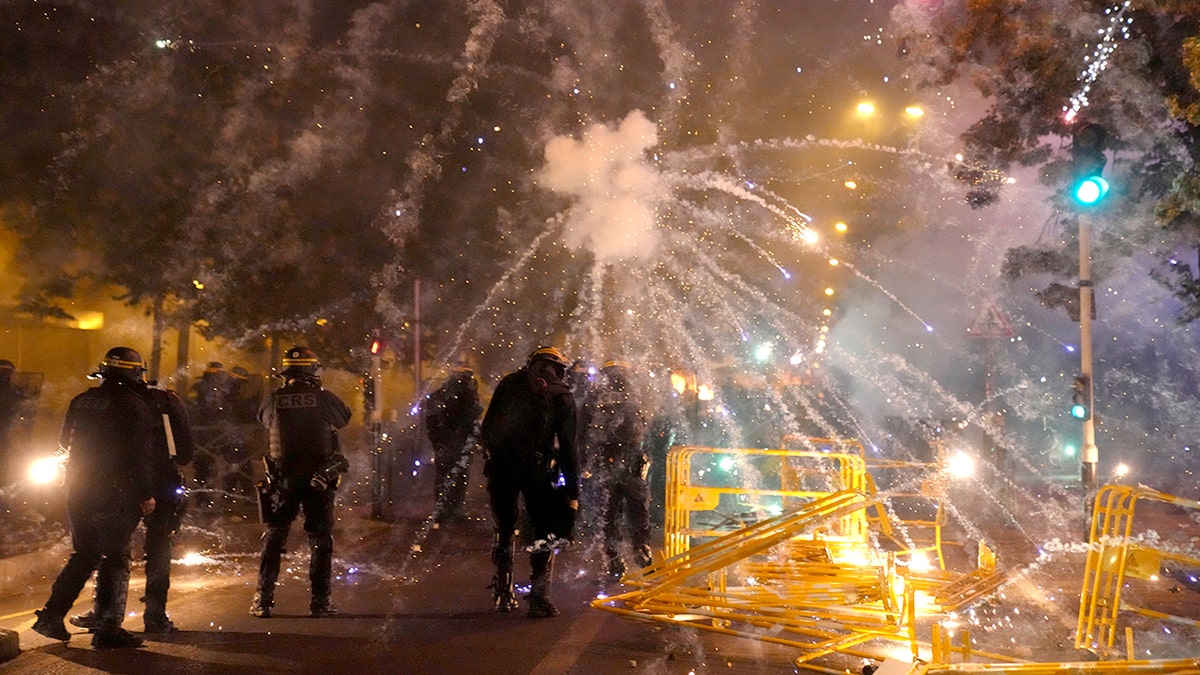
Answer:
[856, 101, 876, 116]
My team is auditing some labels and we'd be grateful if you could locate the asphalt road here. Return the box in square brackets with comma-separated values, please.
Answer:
[5, 461, 1197, 674]
[0, 497, 815, 674]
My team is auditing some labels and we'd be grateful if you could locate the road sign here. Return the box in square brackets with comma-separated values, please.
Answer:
[967, 300, 1015, 338]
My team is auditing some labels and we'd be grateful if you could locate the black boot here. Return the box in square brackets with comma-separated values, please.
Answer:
[527, 551, 559, 618]
[634, 544, 654, 569]
[32, 609, 71, 641]
[309, 534, 336, 617]
[69, 610, 101, 632]
[491, 533, 519, 612]
[310, 596, 338, 618]
[606, 556, 626, 582]
[491, 569, 519, 612]
[249, 591, 273, 618]
[143, 604, 177, 633]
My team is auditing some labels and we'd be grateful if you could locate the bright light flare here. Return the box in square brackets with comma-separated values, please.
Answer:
[176, 551, 219, 566]
[856, 101, 876, 116]
[754, 343, 774, 362]
[1114, 463, 1130, 478]
[904, 105, 925, 118]
[670, 372, 688, 394]
[908, 550, 933, 573]
[28, 453, 66, 485]
[946, 451, 976, 479]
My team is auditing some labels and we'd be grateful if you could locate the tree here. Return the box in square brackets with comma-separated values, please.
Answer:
[892, 0, 1200, 319]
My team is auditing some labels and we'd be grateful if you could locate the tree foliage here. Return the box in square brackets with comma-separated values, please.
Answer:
[893, 0, 1200, 320]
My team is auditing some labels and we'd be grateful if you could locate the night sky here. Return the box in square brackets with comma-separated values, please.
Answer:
[2, 1, 1197, 489]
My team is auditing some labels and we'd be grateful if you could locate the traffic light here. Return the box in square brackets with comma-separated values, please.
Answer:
[369, 330, 387, 356]
[1071, 122, 1108, 206]
[1070, 374, 1091, 420]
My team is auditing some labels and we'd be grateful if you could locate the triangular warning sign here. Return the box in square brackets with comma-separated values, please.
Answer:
[967, 300, 1015, 338]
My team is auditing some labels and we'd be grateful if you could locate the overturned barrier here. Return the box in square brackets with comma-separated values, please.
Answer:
[595, 444, 1200, 673]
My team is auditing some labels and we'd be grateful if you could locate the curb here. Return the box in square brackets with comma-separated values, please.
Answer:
[0, 537, 69, 662]
[0, 627, 17, 662]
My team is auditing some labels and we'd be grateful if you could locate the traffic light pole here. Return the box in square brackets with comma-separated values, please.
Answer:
[1078, 215, 1098, 491]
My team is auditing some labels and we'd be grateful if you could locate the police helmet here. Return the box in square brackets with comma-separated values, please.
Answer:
[0, 359, 13, 373]
[527, 347, 569, 368]
[204, 361, 225, 374]
[601, 359, 631, 373]
[98, 347, 146, 382]
[280, 345, 321, 377]
[601, 359, 632, 388]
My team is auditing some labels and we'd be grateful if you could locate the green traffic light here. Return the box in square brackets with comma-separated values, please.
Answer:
[1074, 176, 1109, 205]
[1070, 403, 1088, 419]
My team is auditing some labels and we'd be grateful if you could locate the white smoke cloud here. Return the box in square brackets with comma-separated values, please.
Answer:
[537, 110, 664, 262]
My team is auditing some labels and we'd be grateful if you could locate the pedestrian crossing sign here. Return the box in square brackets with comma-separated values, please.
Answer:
[966, 300, 1015, 338]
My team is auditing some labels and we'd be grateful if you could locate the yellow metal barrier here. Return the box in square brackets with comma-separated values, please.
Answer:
[603, 443, 1200, 672]
[785, 435, 955, 568]
[666, 443, 952, 568]
[916, 621, 1200, 673]
[1076, 484, 1200, 654]
[597, 485, 1005, 666]
[664, 445, 877, 558]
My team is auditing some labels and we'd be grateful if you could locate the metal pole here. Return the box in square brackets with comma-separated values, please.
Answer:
[413, 278, 422, 397]
[370, 344, 383, 519]
[1079, 216, 1098, 490]
[412, 279, 422, 505]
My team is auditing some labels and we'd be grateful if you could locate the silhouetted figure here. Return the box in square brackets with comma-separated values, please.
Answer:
[32, 347, 156, 649]
[480, 347, 579, 618]
[71, 380, 195, 633]
[250, 346, 351, 619]
[423, 366, 482, 523]
[0, 359, 28, 485]
[580, 360, 651, 579]
[190, 362, 234, 425]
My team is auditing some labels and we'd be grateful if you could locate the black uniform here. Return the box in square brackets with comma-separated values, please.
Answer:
[423, 370, 482, 522]
[0, 361, 27, 485]
[139, 384, 195, 626]
[481, 358, 579, 615]
[252, 374, 351, 616]
[38, 376, 154, 639]
[580, 366, 651, 577]
[70, 383, 195, 633]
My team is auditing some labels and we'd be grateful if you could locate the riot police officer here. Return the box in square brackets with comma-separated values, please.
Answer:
[31, 347, 156, 649]
[250, 346, 351, 618]
[481, 346, 580, 618]
[580, 360, 652, 580]
[70, 378, 195, 633]
[423, 365, 482, 523]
